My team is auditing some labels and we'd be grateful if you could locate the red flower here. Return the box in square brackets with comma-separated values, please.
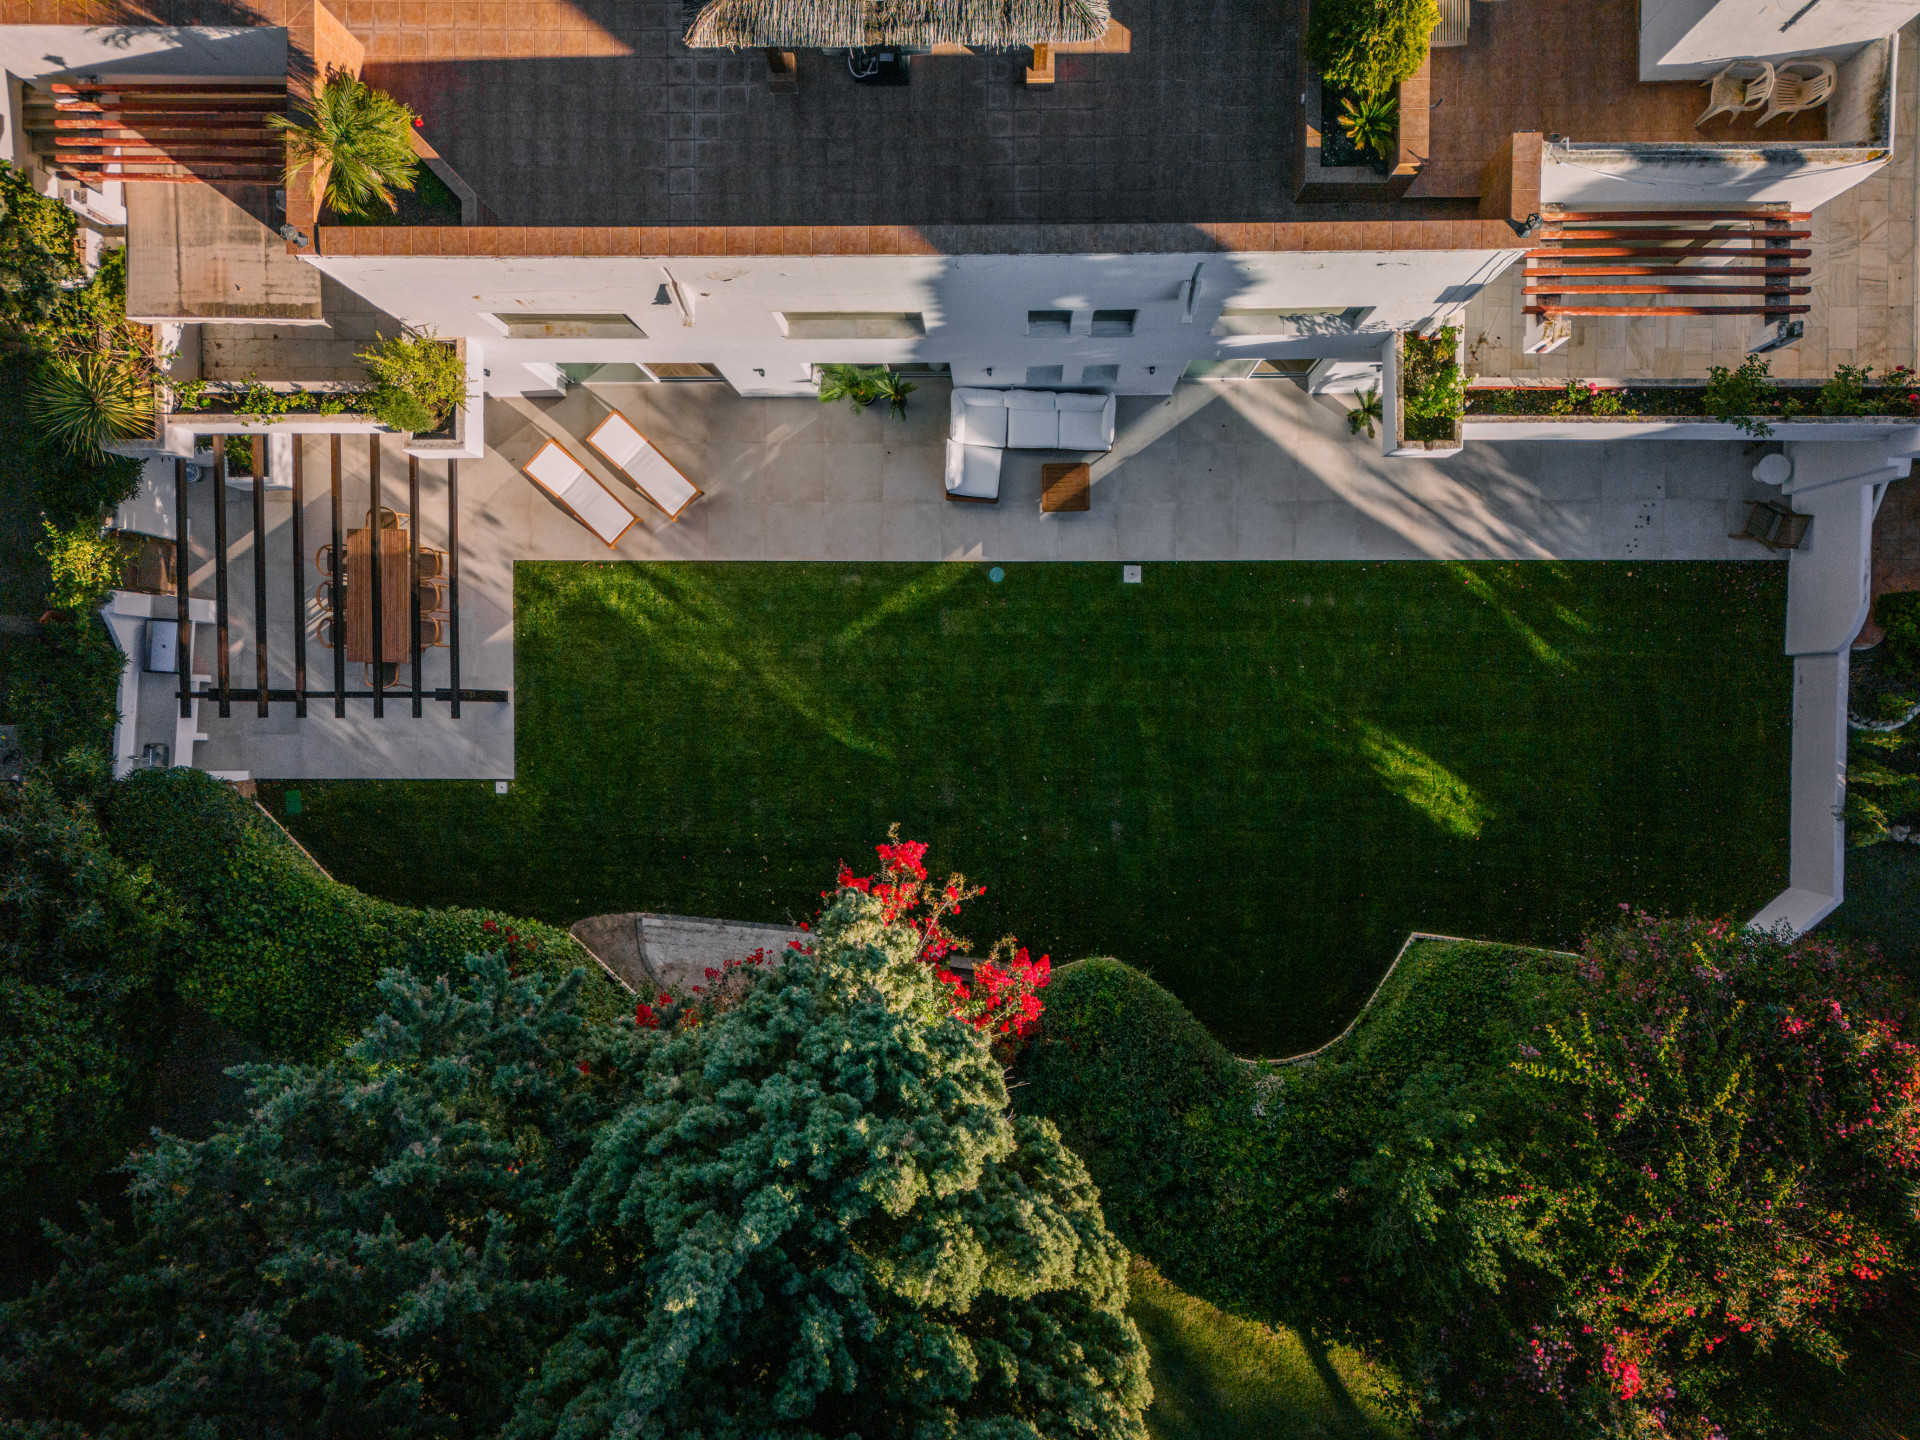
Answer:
[634, 1002, 659, 1029]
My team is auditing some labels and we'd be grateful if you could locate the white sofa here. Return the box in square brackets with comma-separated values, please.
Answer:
[945, 388, 1117, 503]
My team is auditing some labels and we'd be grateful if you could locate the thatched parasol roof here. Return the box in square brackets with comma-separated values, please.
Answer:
[684, 0, 1109, 50]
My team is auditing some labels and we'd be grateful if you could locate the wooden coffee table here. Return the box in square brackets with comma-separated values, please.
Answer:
[1041, 461, 1091, 512]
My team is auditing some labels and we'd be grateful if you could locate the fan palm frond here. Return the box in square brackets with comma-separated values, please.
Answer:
[270, 72, 421, 218]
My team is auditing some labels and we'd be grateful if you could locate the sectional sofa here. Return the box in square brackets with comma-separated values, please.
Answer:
[944, 388, 1118, 503]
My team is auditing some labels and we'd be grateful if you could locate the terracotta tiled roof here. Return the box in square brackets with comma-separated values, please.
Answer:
[314, 220, 1525, 257]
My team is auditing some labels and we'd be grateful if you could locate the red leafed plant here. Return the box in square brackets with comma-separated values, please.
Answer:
[832, 825, 1050, 1046]
[632, 829, 1049, 1049]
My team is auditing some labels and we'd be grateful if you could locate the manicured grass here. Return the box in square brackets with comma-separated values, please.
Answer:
[1127, 1261, 1404, 1440]
[265, 561, 1790, 1055]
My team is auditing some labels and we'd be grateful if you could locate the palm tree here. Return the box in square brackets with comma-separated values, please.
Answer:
[1339, 90, 1399, 164]
[31, 352, 153, 454]
[271, 71, 421, 218]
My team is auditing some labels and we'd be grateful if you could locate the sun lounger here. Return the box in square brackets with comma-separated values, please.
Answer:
[585, 411, 704, 520]
[520, 439, 639, 547]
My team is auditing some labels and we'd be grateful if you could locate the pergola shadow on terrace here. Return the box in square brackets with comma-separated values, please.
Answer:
[166, 436, 505, 721]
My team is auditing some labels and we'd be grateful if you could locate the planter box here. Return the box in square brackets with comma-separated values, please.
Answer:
[1463, 415, 1920, 443]
[1294, 51, 1428, 203]
[405, 337, 485, 461]
[1382, 328, 1465, 458]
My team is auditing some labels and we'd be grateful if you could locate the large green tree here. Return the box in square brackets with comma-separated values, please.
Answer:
[1, 882, 1151, 1439]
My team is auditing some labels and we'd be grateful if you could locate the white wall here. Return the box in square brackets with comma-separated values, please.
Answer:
[306, 248, 1524, 399]
[1642, 0, 1917, 79]
[1541, 141, 1890, 210]
[0, 26, 284, 84]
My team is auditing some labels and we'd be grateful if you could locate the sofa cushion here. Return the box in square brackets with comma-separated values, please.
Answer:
[1004, 390, 1060, 450]
[950, 388, 1009, 447]
[1056, 393, 1115, 451]
[944, 439, 1003, 500]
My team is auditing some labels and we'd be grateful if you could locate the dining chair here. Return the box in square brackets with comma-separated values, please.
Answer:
[417, 576, 448, 614]
[362, 661, 400, 689]
[414, 549, 447, 579]
[315, 543, 334, 575]
[315, 617, 336, 649]
[422, 616, 449, 649]
[363, 507, 410, 530]
[315, 578, 338, 609]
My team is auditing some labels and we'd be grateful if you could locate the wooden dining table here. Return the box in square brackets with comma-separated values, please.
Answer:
[344, 526, 412, 664]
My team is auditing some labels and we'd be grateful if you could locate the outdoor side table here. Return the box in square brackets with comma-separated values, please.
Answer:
[1041, 461, 1091, 512]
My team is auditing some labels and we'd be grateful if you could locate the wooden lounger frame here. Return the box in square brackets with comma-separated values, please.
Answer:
[583, 412, 705, 522]
[520, 438, 639, 548]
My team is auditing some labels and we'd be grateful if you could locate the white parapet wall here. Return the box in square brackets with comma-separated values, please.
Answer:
[1641, 0, 1918, 80]
[1747, 441, 1911, 935]
[304, 247, 1525, 401]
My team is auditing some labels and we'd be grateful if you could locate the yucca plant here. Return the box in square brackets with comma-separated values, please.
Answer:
[1339, 89, 1399, 163]
[271, 71, 420, 218]
[31, 351, 153, 454]
[871, 368, 917, 421]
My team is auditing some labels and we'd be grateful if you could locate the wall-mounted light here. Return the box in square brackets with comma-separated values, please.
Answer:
[984, 367, 993, 376]
[277, 223, 310, 249]
[753, 368, 765, 376]
[1147, 365, 1156, 375]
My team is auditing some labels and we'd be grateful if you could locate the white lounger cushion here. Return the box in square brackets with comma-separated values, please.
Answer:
[523, 441, 635, 546]
[587, 411, 700, 519]
[950, 388, 1010, 447]
[1055, 392, 1116, 451]
[945, 439, 1003, 500]
[1003, 390, 1060, 450]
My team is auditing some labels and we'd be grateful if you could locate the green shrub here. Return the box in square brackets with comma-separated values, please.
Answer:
[1015, 958, 1279, 1314]
[357, 330, 463, 432]
[8, 615, 123, 768]
[102, 768, 622, 1058]
[1880, 592, 1920, 684]
[1703, 353, 1776, 437]
[1307, 0, 1439, 98]
[37, 519, 126, 611]
[1399, 326, 1463, 442]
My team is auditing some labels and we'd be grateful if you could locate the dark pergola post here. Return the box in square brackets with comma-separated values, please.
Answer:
[291, 436, 307, 718]
[369, 435, 383, 719]
[173, 457, 190, 720]
[409, 454, 422, 718]
[330, 436, 344, 717]
[448, 459, 461, 720]
[213, 440, 230, 718]
[251, 434, 268, 718]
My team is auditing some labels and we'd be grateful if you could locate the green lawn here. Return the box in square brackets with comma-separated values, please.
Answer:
[266, 561, 1791, 1055]
[1127, 1261, 1403, 1440]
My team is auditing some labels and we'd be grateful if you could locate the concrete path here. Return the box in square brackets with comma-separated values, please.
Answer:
[193, 377, 1781, 780]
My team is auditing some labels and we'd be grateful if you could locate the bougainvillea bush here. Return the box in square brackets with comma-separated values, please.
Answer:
[1022, 918, 1920, 1438]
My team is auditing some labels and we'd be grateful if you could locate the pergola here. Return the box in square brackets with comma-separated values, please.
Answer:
[167, 437, 505, 722]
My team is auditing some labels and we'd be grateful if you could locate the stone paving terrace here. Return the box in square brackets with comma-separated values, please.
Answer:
[353, 0, 1476, 228]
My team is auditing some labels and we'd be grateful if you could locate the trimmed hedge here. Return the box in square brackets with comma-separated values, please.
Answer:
[103, 768, 624, 1059]
[1016, 943, 1575, 1325]
[1014, 957, 1280, 1316]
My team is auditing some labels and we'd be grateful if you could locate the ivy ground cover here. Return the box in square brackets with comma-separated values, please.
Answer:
[265, 561, 1790, 1056]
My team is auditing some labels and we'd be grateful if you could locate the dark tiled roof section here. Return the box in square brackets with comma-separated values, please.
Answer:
[314, 221, 1525, 256]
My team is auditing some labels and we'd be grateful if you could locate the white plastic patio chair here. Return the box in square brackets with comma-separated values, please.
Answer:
[1755, 57, 1835, 127]
[1696, 60, 1773, 127]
